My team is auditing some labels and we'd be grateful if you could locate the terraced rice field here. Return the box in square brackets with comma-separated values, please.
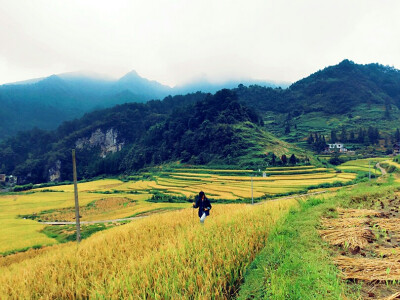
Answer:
[1, 165, 357, 254]
[337, 158, 387, 173]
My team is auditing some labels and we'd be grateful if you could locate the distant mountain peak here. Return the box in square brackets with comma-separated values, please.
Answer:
[36, 74, 65, 86]
[118, 70, 142, 81]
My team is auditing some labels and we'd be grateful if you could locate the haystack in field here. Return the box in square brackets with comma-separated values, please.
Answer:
[334, 256, 400, 281]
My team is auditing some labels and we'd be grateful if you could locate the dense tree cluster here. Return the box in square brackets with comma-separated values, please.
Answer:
[306, 133, 327, 153]
[328, 126, 383, 145]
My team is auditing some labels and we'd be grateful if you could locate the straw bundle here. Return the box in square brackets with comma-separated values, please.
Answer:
[335, 256, 400, 281]
[319, 227, 375, 250]
[373, 219, 400, 233]
[337, 208, 384, 218]
[321, 217, 367, 229]
[375, 247, 400, 259]
[378, 292, 400, 300]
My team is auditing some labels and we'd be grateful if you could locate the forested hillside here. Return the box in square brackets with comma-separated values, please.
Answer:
[235, 60, 400, 143]
[0, 90, 304, 184]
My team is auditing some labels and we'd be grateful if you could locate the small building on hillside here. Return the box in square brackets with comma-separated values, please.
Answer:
[328, 142, 348, 153]
[0, 174, 5, 182]
[393, 143, 400, 155]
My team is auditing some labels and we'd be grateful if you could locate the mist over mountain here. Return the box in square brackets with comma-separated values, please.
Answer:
[174, 78, 289, 95]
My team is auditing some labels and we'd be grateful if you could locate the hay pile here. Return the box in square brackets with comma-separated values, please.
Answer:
[320, 217, 367, 229]
[337, 208, 384, 218]
[319, 227, 375, 250]
[335, 256, 400, 281]
[373, 219, 400, 232]
[375, 247, 400, 259]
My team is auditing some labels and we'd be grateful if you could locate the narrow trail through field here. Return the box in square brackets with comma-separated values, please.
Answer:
[376, 162, 387, 175]
[39, 215, 148, 225]
[40, 191, 329, 225]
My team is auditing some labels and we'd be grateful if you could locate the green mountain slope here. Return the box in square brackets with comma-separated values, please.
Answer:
[235, 60, 400, 143]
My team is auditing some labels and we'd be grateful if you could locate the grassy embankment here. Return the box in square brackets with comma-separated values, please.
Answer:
[238, 176, 399, 299]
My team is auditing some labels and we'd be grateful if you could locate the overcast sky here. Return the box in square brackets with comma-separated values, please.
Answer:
[0, 0, 399, 86]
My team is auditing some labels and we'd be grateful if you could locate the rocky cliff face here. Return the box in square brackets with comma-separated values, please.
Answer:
[48, 160, 62, 182]
[75, 128, 124, 158]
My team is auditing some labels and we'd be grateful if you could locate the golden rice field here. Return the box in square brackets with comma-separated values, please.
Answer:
[0, 188, 186, 254]
[0, 165, 359, 254]
[0, 199, 297, 299]
[35, 165, 356, 201]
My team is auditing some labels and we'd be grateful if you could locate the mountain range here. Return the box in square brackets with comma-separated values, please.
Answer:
[0, 70, 282, 140]
[1, 59, 400, 184]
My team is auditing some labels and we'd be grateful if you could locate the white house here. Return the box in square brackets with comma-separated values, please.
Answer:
[328, 143, 348, 153]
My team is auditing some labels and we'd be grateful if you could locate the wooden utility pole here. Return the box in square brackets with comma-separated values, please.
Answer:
[251, 175, 254, 205]
[72, 149, 81, 242]
[369, 160, 371, 181]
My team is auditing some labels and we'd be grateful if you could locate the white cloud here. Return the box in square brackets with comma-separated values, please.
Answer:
[0, 0, 399, 85]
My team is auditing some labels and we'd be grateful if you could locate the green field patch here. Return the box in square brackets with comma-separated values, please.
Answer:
[265, 165, 316, 171]
[41, 223, 126, 244]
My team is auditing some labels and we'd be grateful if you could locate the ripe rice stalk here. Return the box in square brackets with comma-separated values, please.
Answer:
[334, 256, 400, 281]
[318, 227, 375, 250]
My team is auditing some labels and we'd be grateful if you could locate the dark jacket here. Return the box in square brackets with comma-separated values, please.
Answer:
[193, 197, 212, 217]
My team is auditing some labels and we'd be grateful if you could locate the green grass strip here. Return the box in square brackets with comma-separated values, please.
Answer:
[237, 198, 352, 299]
[237, 178, 400, 299]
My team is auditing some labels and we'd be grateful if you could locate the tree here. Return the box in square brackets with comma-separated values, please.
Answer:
[340, 127, 347, 142]
[271, 153, 276, 166]
[395, 128, 400, 142]
[349, 130, 355, 142]
[281, 154, 287, 165]
[330, 130, 337, 143]
[285, 124, 291, 134]
[357, 128, 365, 144]
[289, 154, 297, 165]
[307, 134, 314, 144]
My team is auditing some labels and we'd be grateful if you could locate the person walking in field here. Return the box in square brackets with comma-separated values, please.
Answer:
[193, 191, 212, 224]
